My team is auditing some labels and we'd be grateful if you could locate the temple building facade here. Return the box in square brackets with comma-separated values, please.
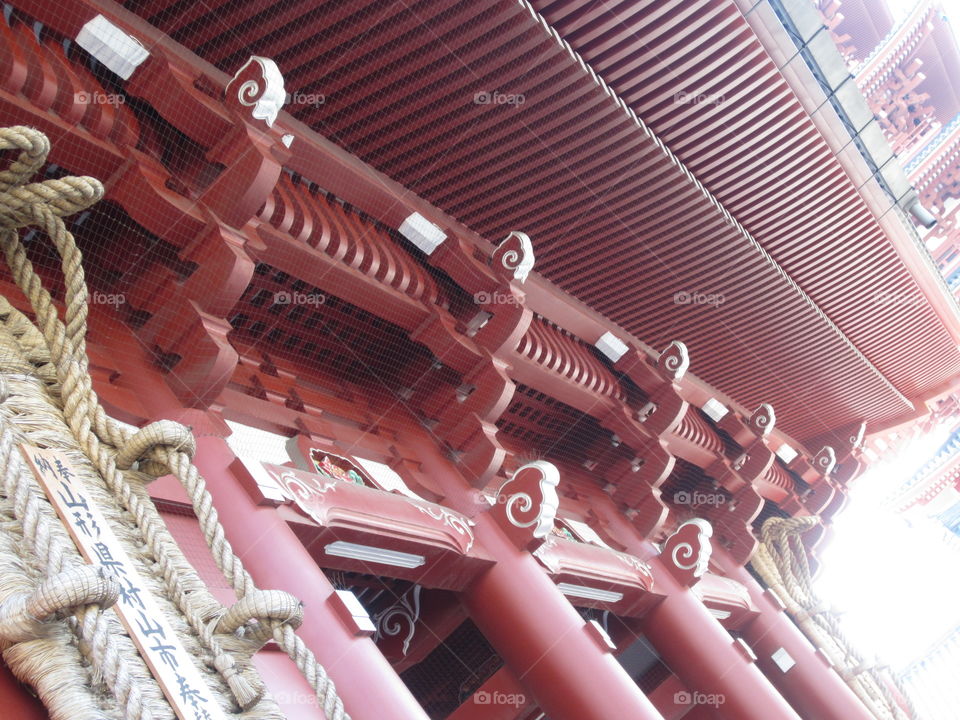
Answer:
[0, 0, 957, 719]
[817, 0, 960, 299]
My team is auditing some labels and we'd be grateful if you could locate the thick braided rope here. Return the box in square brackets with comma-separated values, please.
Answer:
[0, 126, 349, 719]
[789, 539, 912, 720]
[764, 523, 913, 720]
[764, 527, 884, 703]
[150, 437, 345, 719]
[0, 139, 261, 710]
[0, 377, 157, 720]
[752, 517, 916, 720]
[757, 521, 903, 719]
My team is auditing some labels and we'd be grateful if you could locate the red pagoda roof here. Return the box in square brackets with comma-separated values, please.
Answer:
[116, 0, 960, 445]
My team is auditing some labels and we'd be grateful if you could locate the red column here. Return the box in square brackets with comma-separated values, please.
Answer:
[0, 661, 47, 720]
[187, 424, 430, 720]
[582, 509, 803, 720]
[636, 565, 801, 720]
[713, 546, 875, 720]
[461, 516, 664, 720]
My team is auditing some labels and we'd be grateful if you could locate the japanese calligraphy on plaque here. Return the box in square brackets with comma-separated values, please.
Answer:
[21, 444, 225, 720]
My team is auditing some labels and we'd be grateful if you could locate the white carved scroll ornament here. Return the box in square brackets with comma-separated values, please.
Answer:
[227, 56, 286, 127]
[373, 585, 422, 656]
[410, 501, 476, 553]
[749, 403, 776, 438]
[662, 518, 713, 587]
[657, 340, 689, 382]
[814, 446, 837, 475]
[492, 460, 560, 549]
[491, 231, 535, 283]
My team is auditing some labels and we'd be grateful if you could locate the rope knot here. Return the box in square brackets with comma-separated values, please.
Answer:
[0, 125, 50, 194]
[215, 590, 304, 648]
[114, 420, 197, 475]
[0, 177, 104, 231]
[0, 565, 120, 643]
[211, 651, 263, 710]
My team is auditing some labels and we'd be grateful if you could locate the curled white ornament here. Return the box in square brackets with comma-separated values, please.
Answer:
[232, 56, 286, 127]
[413, 502, 475, 552]
[496, 231, 535, 283]
[815, 446, 836, 474]
[658, 340, 689, 381]
[496, 460, 560, 540]
[374, 585, 422, 656]
[667, 519, 713, 577]
[505, 492, 536, 527]
[849, 422, 865, 449]
[672, 541, 699, 570]
[277, 470, 338, 503]
[750, 404, 776, 436]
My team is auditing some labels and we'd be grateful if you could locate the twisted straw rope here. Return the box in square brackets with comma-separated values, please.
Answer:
[0, 126, 349, 719]
[751, 516, 916, 720]
[0, 373, 156, 719]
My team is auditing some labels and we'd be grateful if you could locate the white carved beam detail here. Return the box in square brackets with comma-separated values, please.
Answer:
[661, 518, 713, 587]
[226, 56, 286, 127]
[491, 231, 535, 283]
[373, 585, 422, 657]
[749, 404, 776, 438]
[814, 446, 837, 475]
[491, 460, 560, 550]
[657, 340, 689, 382]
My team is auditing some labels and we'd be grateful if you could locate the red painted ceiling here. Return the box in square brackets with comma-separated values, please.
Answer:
[126, 0, 960, 444]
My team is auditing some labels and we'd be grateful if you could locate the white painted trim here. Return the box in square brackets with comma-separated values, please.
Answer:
[76, 15, 149, 80]
[775, 443, 799, 464]
[595, 331, 629, 362]
[398, 212, 446, 254]
[557, 583, 623, 603]
[772, 647, 796, 673]
[325, 541, 426, 568]
[702, 397, 729, 422]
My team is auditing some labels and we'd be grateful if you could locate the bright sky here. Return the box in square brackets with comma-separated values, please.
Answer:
[885, 0, 957, 25]
[814, 423, 960, 671]
[817, 0, 960, 680]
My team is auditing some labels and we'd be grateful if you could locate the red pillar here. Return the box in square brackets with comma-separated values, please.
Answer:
[588, 505, 803, 720]
[461, 516, 664, 720]
[646, 674, 693, 720]
[185, 421, 430, 720]
[636, 553, 802, 720]
[0, 661, 48, 720]
[713, 546, 875, 720]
